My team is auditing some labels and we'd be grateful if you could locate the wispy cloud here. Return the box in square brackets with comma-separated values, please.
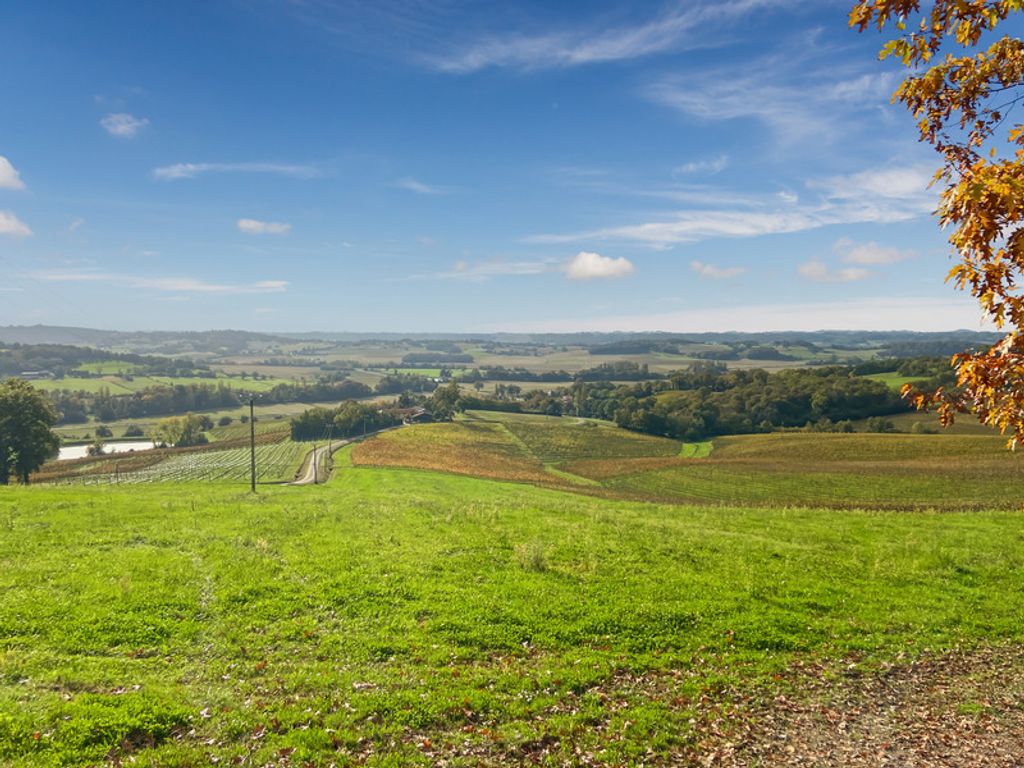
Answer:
[152, 162, 320, 181]
[797, 260, 870, 283]
[67, 218, 85, 233]
[564, 252, 635, 280]
[833, 238, 915, 265]
[645, 54, 899, 145]
[395, 177, 450, 195]
[813, 165, 935, 205]
[674, 155, 729, 176]
[33, 270, 287, 295]
[100, 113, 150, 138]
[430, 0, 789, 73]
[416, 259, 553, 282]
[238, 218, 292, 235]
[0, 210, 31, 237]
[527, 164, 936, 248]
[690, 260, 745, 279]
[0, 156, 26, 190]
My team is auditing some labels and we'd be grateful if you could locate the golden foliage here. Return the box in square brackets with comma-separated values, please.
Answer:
[852, 0, 1024, 446]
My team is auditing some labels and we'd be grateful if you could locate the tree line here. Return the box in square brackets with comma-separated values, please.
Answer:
[46, 378, 374, 424]
[415, 363, 911, 441]
[290, 402, 402, 441]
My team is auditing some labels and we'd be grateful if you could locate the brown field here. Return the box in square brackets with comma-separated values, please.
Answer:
[352, 413, 1024, 510]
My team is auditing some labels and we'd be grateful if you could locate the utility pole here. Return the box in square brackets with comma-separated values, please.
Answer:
[249, 397, 256, 493]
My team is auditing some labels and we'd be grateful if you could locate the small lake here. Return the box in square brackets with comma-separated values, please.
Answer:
[58, 441, 158, 461]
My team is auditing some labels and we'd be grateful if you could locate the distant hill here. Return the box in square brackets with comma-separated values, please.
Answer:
[0, 325, 1003, 356]
[0, 325, 295, 356]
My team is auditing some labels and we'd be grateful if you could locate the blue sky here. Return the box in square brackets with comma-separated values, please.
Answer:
[0, 0, 997, 333]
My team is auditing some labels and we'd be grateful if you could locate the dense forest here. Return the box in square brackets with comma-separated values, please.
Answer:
[456, 363, 920, 441]
[573, 365, 909, 440]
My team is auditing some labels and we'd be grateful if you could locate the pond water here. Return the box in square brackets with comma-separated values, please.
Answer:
[58, 441, 158, 461]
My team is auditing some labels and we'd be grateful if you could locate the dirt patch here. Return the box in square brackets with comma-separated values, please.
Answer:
[695, 646, 1024, 767]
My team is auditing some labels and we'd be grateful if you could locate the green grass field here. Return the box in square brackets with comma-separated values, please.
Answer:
[2, 466, 1023, 766]
[862, 371, 926, 389]
[6, 410, 1024, 764]
[31, 374, 293, 395]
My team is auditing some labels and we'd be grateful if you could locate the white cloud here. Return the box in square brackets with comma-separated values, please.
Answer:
[0, 157, 25, 190]
[797, 259, 870, 283]
[816, 165, 935, 207]
[690, 260, 745, 279]
[431, 0, 789, 73]
[833, 238, 915, 265]
[100, 113, 149, 138]
[33, 270, 287, 295]
[778, 190, 798, 204]
[0, 210, 31, 237]
[528, 164, 937, 248]
[564, 252, 635, 280]
[499, 297, 996, 334]
[417, 260, 553, 282]
[152, 162, 319, 181]
[645, 56, 898, 145]
[395, 177, 449, 195]
[530, 209, 820, 246]
[238, 218, 292, 235]
[68, 218, 85, 233]
[675, 155, 729, 176]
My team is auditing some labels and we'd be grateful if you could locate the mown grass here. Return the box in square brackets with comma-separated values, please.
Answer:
[1, 472, 1023, 766]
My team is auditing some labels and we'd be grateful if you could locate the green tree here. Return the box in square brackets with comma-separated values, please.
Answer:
[152, 413, 209, 448]
[0, 379, 60, 484]
[429, 381, 462, 421]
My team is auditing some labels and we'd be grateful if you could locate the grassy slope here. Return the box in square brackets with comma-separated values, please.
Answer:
[2, 470, 1023, 766]
[356, 413, 1022, 510]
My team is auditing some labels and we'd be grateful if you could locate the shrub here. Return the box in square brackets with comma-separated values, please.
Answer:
[514, 541, 548, 573]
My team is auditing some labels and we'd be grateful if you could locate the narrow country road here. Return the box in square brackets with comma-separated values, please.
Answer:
[289, 425, 404, 486]
[290, 441, 346, 486]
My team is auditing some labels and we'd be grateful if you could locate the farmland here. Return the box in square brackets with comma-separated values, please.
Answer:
[96, 441, 308, 484]
[30, 373, 294, 395]
[37, 424, 311, 486]
[354, 411, 1022, 510]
